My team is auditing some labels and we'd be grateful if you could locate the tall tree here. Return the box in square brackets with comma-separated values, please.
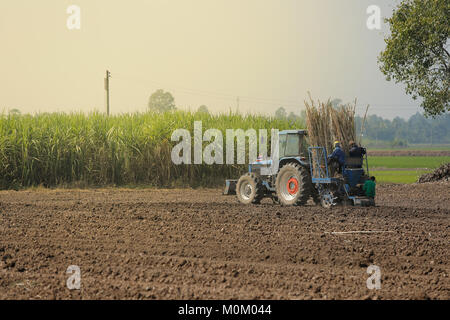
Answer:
[197, 105, 209, 114]
[330, 98, 342, 108]
[275, 107, 287, 119]
[8, 108, 21, 116]
[148, 89, 176, 112]
[378, 0, 450, 116]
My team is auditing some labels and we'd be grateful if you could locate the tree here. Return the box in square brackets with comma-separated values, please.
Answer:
[275, 107, 287, 119]
[197, 105, 209, 114]
[330, 98, 342, 108]
[355, 112, 450, 144]
[8, 108, 21, 116]
[378, 0, 450, 116]
[288, 111, 300, 123]
[148, 89, 176, 112]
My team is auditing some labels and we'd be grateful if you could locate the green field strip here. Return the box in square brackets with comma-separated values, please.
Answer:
[370, 169, 432, 184]
[368, 156, 450, 169]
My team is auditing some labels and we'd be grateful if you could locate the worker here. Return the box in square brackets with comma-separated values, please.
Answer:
[349, 141, 366, 158]
[328, 141, 345, 173]
[363, 176, 376, 200]
[348, 141, 367, 168]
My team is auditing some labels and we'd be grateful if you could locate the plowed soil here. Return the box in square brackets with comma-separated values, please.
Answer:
[0, 183, 448, 300]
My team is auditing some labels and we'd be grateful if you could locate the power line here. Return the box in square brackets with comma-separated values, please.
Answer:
[113, 72, 302, 105]
[112, 72, 421, 110]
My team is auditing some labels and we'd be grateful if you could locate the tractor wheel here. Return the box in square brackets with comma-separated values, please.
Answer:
[320, 189, 337, 208]
[275, 163, 311, 206]
[236, 173, 264, 205]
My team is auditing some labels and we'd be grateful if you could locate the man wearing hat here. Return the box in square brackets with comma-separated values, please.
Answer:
[348, 140, 367, 168]
[349, 140, 366, 158]
[328, 141, 345, 174]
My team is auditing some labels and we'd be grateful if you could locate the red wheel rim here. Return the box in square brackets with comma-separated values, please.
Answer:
[287, 178, 299, 195]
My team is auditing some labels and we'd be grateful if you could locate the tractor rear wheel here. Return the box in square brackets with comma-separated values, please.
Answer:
[275, 163, 311, 206]
[236, 173, 264, 205]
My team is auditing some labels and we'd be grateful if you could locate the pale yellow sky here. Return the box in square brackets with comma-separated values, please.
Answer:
[0, 0, 419, 119]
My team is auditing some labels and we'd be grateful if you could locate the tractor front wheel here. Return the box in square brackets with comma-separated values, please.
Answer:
[236, 173, 264, 205]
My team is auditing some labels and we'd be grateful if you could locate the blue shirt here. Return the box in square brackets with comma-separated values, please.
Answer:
[329, 146, 345, 165]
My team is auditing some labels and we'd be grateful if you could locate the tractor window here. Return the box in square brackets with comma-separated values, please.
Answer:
[285, 134, 301, 156]
[279, 134, 287, 158]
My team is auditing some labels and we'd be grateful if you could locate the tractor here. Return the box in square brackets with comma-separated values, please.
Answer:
[223, 129, 375, 208]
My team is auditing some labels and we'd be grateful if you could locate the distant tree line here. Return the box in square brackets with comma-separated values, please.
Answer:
[274, 106, 449, 145]
[148, 89, 210, 114]
[355, 112, 450, 145]
[274, 107, 305, 126]
[147, 91, 449, 145]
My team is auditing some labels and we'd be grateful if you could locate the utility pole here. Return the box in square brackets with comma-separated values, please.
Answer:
[105, 70, 111, 116]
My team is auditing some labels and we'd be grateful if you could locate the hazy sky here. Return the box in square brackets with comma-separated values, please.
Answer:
[0, 0, 422, 119]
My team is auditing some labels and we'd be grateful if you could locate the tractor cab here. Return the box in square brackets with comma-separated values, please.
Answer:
[243, 130, 309, 179]
[278, 130, 309, 160]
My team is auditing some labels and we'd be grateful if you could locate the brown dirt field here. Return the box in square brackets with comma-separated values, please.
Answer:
[368, 150, 450, 157]
[0, 183, 448, 300]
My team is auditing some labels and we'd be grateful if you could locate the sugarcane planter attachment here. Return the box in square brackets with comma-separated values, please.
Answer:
[224, 130, 375, 208]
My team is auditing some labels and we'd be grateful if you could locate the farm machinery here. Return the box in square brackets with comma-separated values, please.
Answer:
[224, 130, 375, 208]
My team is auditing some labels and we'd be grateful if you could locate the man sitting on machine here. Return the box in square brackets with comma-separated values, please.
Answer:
[328, 141, 345, 175]
[349, 141, 366, 158]
[347, 141, 366, 168]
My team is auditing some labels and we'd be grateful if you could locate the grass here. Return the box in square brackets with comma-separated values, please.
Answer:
[368, 144, 450, 151]
[370, 169, 432, 184]
[368, 156, 450, 169]
[406, 144, 450, 151]
[368, 156, 449, 184]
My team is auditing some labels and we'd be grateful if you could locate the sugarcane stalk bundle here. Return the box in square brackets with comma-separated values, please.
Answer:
[305, 94, 356, 155]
